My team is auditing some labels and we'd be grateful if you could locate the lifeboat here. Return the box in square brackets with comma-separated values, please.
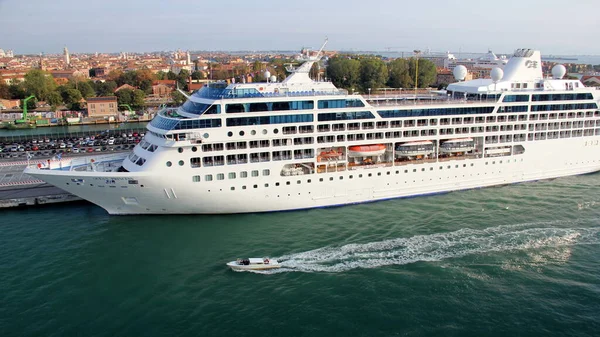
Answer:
[348, 144, 386, 157]
[319, 149, 342, 159]
[439, 138, 475, 154]
[395, 141, 434, 157]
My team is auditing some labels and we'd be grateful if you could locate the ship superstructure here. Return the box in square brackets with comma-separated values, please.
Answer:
[25, 47, 600, 214]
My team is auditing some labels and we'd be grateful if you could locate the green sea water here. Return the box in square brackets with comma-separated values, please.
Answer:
[1, 174, 600, 336]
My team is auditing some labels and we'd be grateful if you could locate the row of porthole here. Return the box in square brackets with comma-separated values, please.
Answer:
[196, 159, 523, 183]
[203, 170, 510, 193]
[227, 129, 279, 137]
[178, 146, 199, 153]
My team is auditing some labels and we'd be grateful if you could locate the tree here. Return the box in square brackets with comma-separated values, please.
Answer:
[115, 88, 134, 108]
[62, 88, 83, 110]
[171, 90, 186, 105]
[94, 80, 117, 96]
[23, 69, 57, 101]
[46, 91, 63, 109]
[359, 57, 388, 93]
[131, 89, 146, 110]
[0, 81, 9, 99]
[107, 70, 123, 83]
[166, 71, 177, 80]
[409, 58, 436, 88]
[9, 82, 27, 99]
[326, 56, 361, 91]
[77, 81, 96, 98]
[191, 71, 204, 80]
[175, 69, 190, 91]
[387, 58, 413, 88]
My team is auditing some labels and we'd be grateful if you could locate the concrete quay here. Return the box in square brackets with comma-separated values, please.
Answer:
[0, 159, 81, 209]
[0, 184, 81, 208]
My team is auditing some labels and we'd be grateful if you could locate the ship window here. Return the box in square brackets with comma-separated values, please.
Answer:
[252, 170, 259, 177]
[297, 180, 301, 184]
[192, 146, 197, 152]
[228, 131, 233, 137]
[226, 103, 245, 113]
[192, 175, 200, 182]
[205, 174, 213, 181]
[330, 177, 334, 181]
[240, 171, 248, 178]
[265, 183, 269, 187]
[339, 176, 343, 180]
[263, 169, 270, 176]
[239, 131, 245, 136]
[359, 174, 363, 178]
[178, 160, 184, 166]
[242, 186, 246, 189]
[286, 181, 291, 185]
[166, 161, 172, 167]
[249, 102, 268, 112]
[319, 178, 323, 182]
[253, 185, 258, 188]
[217, 173, 225, 180]
[178, 147, 183, 153]
[229, 172, 236, 179]
[231, 187, 235, 191]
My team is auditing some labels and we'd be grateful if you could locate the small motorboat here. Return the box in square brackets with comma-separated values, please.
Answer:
[226, 258, 281, 271]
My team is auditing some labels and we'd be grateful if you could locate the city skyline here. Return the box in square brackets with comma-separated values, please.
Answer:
[1, 0, 600, 55]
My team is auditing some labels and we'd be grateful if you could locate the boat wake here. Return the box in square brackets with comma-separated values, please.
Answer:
[259, 221, 600, 274]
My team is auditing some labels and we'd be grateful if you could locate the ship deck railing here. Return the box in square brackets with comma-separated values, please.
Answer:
[366, 95, 499, 107]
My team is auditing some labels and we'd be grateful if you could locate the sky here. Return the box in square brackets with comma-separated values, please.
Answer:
[1, 0, 599, 55]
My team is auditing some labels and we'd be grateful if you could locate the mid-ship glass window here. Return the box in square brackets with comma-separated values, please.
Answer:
[318, 99, 364, 109]
[226, 114, 313, 126]
[317, 111, 375, 121]
[502, 95, 530, 102]
[532, 93, 593, 101]
[377, 107, 494, 118]
[181, 101, 220, 115]
[531, 103, 598, 112]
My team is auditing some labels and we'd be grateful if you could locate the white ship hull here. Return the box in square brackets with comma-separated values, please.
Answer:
[25, 137, 600, 215]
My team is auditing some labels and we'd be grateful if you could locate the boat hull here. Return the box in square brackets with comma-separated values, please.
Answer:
[24, 136, 600, 215]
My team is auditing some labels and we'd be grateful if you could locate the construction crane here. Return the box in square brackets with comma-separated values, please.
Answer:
[119, 104, 138, 119]
[15, 95, 36, 124]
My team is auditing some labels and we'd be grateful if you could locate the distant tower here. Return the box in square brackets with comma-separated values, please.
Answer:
[39, 52, 44, 70]
[63, 46, 70, 68]
[186, 51, 191, 66]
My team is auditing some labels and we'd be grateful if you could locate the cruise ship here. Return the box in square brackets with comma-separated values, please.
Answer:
[25, 46, 600, 215]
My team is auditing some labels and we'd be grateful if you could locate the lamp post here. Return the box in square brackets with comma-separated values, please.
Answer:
[414, 50, 421, 99]
[368, 88, 371, 100]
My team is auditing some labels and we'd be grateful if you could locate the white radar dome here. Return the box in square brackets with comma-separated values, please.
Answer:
[491, 67, 504, 82]
[453, 65, 468, 81]
[264, 70, 271, 79]
[552, 64, 566, 79]
[270, 75, 277, 83]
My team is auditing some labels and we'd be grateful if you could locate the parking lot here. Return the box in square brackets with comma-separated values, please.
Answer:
[0, 131, 143, 160]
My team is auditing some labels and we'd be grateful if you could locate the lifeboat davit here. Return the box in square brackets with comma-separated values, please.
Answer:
[348, 144, 386, 157]
[395, 140, 434, 157]
[439, 138, 475, 153]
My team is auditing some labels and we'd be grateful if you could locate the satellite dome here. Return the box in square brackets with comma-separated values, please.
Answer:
[270, 75, 277, 83]
[551, 64, 566, 79]
[453, 65, 468, 81]
[264, 70, 271, 79]
[491, 67, 504, 82]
